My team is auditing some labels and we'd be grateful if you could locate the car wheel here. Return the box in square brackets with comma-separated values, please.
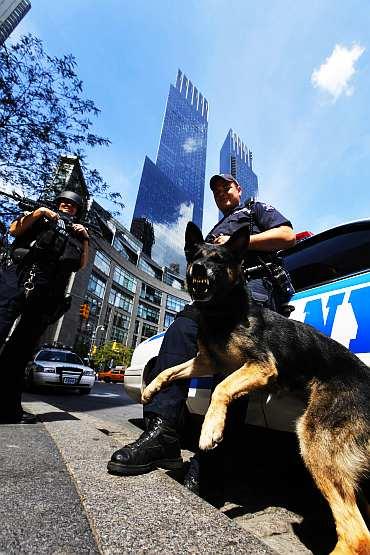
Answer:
[79, 388, 91, 395]
[104, 378, 111, 383]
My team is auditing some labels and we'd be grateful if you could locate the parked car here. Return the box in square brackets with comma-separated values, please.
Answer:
[25, 347, 96, 394]
[98, 367, 125, 383]
[124, 219, 370, 432]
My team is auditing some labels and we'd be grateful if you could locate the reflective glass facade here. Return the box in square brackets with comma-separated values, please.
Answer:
[94, 251, 111, 275]
[166, 294, 187, 312]
[0, 0, 31, 45]
[220, 129, 258, 205]
[133, 157, 193, 273]
[132, 70, 208, 275]
[87, 273, 106, 299]
[113, 266, 137, 293]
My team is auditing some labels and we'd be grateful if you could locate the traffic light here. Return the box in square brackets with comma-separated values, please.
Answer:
[91, 345, 97, 355]
[79, 303, 90, 320]
[112, 341, 118, 351]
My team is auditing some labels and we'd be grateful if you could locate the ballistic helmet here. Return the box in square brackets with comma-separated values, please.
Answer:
[55, 190, 83, 209]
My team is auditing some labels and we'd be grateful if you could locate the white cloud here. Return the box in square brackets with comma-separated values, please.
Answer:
[311, 43, 365, 101]
[151, 201, 194, 274]
[183, 137, 201, 153]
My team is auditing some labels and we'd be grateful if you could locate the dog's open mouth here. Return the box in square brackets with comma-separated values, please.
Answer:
[187, 264, 211, 301]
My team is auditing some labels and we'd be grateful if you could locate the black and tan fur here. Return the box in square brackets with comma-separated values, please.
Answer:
[142, 222, 370, 555]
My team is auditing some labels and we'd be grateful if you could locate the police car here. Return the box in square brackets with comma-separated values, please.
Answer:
[124, 219, 370, 432]
[24, 346, 96, 394]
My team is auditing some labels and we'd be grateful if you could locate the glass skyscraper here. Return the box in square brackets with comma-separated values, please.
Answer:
[0, 0, 31, 45]
[131, 70, 208, 275]
[220, 129, 258, 205]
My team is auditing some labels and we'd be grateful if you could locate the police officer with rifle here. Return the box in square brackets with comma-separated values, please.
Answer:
[0, 190, 89, 424]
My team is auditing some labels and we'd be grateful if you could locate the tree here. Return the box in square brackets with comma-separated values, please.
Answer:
[0, 34, 123, 217]
[91, 341, 134, 369]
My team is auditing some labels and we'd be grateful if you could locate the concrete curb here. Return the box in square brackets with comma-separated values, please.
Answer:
[23, 400, 277, 554]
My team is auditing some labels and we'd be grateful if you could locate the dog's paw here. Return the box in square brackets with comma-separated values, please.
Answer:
[199, 419, 224, 450]
[141, 386, 154, 404]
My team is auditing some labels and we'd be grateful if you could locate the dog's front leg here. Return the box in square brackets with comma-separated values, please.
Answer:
[141, 354, 214, 404]
[199, 357, 277, 450]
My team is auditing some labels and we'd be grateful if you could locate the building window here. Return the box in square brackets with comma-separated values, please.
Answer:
[113, 265, 137, 293]
[85, 294, 102, 319]
[110, 312, 130, 344]
[137, 302, 159, 324]
[163, 273, 184, 290]
[87, 273, 106, 299]
[94, 251, 111, 275]
[164, 312, 176, 328]
[166, 294, 186, 312]
[138, 257, 162, 280]
[141, 323, 158, 340]
[140, 283, 162, 306]
[109, 287, 133, 314]
[113, 235, 137, 264]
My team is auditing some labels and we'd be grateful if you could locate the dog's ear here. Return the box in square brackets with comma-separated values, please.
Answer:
[185, 221, 204, 262]
[225, 225, 250, 260]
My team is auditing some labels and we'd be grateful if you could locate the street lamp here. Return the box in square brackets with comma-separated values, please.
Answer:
[89, 324, 105, 357]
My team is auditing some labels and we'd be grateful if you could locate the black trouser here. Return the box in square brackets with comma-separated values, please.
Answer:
[0, 307, 50, 418]
[0, 265, 68, 419]
[144, 315, 198, 426]
[0, 264, 24, 345]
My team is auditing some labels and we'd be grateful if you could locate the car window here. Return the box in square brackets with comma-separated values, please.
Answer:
[35, 350, 83, 364]
[65, 353, 84, 364]
[284, 226, 370, 292]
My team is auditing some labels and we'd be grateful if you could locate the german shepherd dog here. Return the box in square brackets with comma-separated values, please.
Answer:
[142, 222, 370, 555]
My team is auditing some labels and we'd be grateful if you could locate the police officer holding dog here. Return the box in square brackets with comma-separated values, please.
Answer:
[0, 191, 89, 424]
[108, 174, 296, 482]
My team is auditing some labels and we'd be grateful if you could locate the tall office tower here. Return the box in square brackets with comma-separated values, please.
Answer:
[220, 129, 258, 205]
[0, 0, 31, 45]
[131, 70, 208, 274]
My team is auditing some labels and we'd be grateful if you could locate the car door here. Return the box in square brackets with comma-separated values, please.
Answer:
[261, 219, 370, 431]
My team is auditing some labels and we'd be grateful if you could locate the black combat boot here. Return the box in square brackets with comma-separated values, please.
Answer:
[107, 414, 183, 476]
[183, 454, 200, 495]
[0, 410, 38, 424]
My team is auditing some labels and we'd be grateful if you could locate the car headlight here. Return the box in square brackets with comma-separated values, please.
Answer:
[35, 366, 56, 373]
[83, 369, 95, 376]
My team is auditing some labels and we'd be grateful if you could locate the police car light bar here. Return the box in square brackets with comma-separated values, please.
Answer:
[295, 231, 314, 242]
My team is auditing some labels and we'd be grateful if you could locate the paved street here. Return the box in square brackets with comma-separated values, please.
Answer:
[22, 382, 340, 554]
[26, 380, 142, 428]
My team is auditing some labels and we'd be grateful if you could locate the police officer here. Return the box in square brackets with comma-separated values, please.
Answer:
[107, 174, 296, 477]
[0, 191, 89, 424]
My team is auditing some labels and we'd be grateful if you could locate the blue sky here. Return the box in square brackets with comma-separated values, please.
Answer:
[12, 0, 370, 236]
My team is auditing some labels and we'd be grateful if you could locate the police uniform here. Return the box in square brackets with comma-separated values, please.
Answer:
[0, 210, 84, 422]
[206, 201, 293, 309]
[144, 201, 293, 425]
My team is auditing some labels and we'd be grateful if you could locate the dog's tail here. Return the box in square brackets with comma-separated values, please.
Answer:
[297, 383, 370, 555]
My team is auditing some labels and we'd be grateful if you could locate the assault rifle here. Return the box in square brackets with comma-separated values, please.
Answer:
[0, 189, 103, 239]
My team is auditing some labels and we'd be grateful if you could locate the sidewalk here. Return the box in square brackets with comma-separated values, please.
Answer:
[0, 398, 276, 554]
[0, 411, 98, 554]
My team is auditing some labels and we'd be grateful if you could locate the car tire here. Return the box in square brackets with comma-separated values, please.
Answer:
[104, 378, 111, 383]
[79, 388, 91, 395]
